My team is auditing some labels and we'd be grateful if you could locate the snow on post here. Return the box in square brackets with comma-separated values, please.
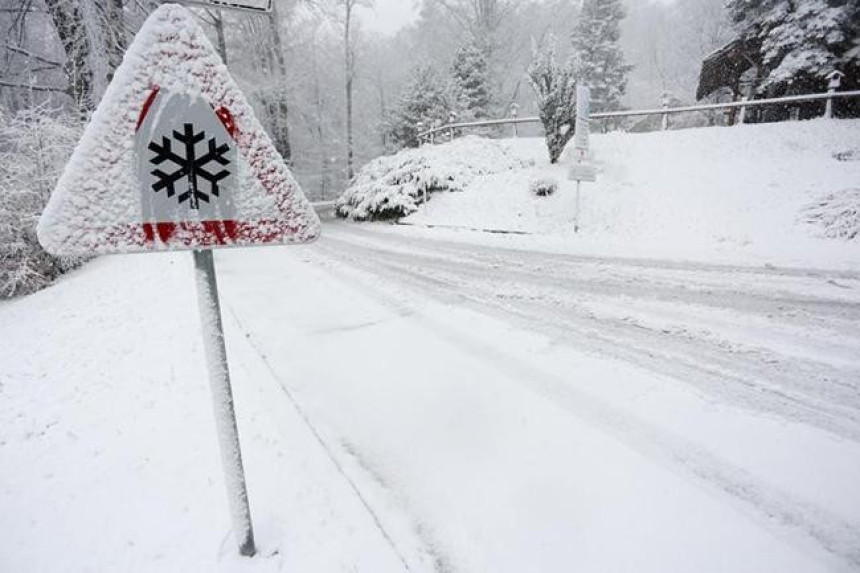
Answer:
[194, 249, 256, 557]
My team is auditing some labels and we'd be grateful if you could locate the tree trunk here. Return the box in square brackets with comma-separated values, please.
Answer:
[213, 10, 228, 63]
[344, 1, 355, 182]
[105, 0, 126, 82]
[267, 6, 292, 163]
[44, 0, 95, 112]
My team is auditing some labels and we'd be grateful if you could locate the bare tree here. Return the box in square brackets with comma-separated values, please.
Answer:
[340, 0, 366, 181]
[433, 0, 516, 41]
[316, 0, 372, 181]
[42, 0, 95, 111]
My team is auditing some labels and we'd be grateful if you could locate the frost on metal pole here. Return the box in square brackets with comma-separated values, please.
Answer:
[194, 250, 256, 556]
[568, 84, 597, 233]
[35, 5, 320, 558]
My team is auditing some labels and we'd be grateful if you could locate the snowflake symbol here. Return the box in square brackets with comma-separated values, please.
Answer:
[148, 123, 231, 210]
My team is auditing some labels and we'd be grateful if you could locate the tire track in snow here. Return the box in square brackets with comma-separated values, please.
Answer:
[225, 304, 427, 573]
[319, 234, 860, 442]
[325, 225, 860, 329]
[310, 233, 860, 572]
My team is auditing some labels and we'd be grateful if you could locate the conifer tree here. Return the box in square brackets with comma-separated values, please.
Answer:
[570, 0, 632, 112]
[727, 0, 859, 94]
[451, 37, 495, 121]
[386, 65, 453, 149]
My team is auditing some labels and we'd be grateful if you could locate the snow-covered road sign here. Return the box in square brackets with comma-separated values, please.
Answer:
[37, 4, 318, 256]
[574, 84, 591, 151]
[204, 0, 272, 11]
[36, 4, 317, 560]
[569, 85, 597, 184]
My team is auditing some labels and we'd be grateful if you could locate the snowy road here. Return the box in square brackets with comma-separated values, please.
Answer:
[216, 221, 860, 573]
[4, 220, 860, 573]
[318, 222, 860, 442]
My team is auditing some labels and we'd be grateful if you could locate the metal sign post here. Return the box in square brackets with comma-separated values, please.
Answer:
[569, 85, 596, 233]
[194, 249, 256, 556]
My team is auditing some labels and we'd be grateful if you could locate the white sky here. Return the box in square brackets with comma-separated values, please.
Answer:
[359, 0, 420, 36]
[356, 0, 676, 36]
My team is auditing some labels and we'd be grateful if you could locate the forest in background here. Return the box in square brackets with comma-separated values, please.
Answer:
[2, 0, 858, 298]
[0, 0, 733, 201]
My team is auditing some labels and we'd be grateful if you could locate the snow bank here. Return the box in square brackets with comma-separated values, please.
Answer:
[336, 136, 535, 221]
[355, 120, 860, 266]
[0, 253, 409, 573]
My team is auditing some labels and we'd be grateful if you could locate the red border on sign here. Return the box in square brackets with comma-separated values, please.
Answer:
[136, 86, 161, 132]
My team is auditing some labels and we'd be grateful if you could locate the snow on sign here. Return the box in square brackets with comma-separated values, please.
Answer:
[37, 4, 319, 256]
[204, 0, 272, 11]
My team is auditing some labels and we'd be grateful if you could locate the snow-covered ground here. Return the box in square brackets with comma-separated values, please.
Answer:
[4, 120, 860, 572]
[3, 215, 860, 572]
[396, 119, 860, 269]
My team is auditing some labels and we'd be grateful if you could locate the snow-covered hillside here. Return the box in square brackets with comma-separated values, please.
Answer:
[4, 117, 860, 573]
[342, 120, 860, 268]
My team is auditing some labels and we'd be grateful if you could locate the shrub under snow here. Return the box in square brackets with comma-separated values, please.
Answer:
[336, 136, 534, 221]
[0, 107, 84, 299]
[803, 188, 860, 240]
[530, 177, 559, 197]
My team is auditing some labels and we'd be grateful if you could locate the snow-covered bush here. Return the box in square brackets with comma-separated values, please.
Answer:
[0, 106, 84, 299]
[336, 136, 533, 221]
[530, 177, 558, 197]
[802, 188, 860, 240]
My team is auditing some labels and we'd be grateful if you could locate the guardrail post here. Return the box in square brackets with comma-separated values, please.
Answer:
[661, 93, 670, 131]
[826, 70, 844, 119]
[510, 103, 520, 138]
[738, 96, 749, 125]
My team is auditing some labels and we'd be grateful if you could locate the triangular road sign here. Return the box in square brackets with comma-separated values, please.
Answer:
[38, 3, 320, 256]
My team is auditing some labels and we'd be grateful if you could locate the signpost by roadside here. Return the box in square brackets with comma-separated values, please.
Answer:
[37, 4, 320, 558]
[180, 0, 273, 12]
[568, 84, 597, 233]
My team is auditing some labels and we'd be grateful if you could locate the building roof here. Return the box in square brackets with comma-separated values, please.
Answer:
[696, 38, 758, 100]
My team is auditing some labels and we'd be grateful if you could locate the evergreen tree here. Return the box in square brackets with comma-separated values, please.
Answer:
[386, 65, 453, 149]
[451, 37, 495, 121]
[570, 0, 632, 112]
[528, 35, 577, 164]
[727, 0, 860, 94]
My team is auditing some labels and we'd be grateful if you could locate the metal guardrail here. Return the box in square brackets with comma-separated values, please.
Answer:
[418, 89, 860, 142]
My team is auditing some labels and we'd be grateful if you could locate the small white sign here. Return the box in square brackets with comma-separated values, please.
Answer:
[568, 158, 597, 182]
[204, 0, 272, 12]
